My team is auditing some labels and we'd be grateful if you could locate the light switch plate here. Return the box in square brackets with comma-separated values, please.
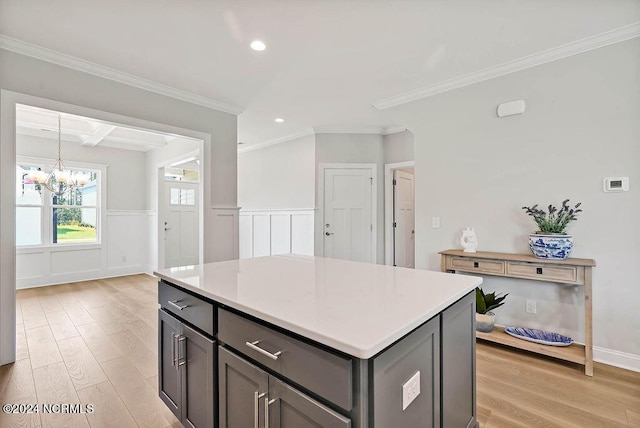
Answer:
[402, 371, 420, 411]
[431, 217, 440, 229]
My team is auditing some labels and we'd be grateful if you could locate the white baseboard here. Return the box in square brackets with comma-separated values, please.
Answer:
[594, 346, 640, 373]
[17, 266, 146, 289]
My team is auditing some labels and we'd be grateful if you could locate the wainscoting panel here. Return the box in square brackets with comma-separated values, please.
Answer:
[270, 214, 291, 255]
[291, 213, 314, 256]
[16, 210, 150, 288]
[253, 215, 271, 257]
[239, 209, 314, 259]
[208, 208, 239, 262]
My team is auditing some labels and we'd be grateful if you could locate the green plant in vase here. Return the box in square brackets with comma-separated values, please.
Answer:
[522, 199, 583, 260]
[475, 287, 508, 333]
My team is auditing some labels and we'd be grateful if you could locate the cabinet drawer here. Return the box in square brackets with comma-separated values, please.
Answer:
[449, 257, 505, 275]
[218, 308, 353, 411]
[158, 281, 214, 336]
[506, 262, 580, 283]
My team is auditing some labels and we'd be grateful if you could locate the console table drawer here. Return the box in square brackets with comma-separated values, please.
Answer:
[506, 262, 580, 284]
[218, 308, 353, 411]
[449, 257, 505, 275]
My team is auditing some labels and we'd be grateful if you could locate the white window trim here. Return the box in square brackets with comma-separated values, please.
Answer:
[16, 156, 108, 249]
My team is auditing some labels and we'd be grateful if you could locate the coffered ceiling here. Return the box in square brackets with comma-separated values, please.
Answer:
[16, 104, 194, 152]
[1, 1, 639, 148]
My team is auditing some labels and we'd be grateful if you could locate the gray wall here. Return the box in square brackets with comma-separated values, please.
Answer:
[383, 130, 414, 164]
[17, 134, 148, 211]
[388, 38, 640, 358]
[238, 134, 315, 210]
[315, 133, 385, 263]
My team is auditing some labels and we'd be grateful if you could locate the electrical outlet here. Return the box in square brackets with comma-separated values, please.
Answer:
[431, 217, 440, 229]
[402, 371, 421, 410]
[525, 300, 537, 314]
[121, 256, 127, 263]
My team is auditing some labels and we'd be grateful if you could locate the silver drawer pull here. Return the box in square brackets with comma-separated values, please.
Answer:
[167, 300, 189, 310]
[245, 340, 282, 360]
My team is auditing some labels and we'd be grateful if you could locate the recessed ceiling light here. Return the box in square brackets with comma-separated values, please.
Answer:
[250, 40, 266, 51]
[275, 118, 284, 123]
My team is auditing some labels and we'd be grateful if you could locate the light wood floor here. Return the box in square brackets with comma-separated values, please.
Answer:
[1, 275, 638, 427]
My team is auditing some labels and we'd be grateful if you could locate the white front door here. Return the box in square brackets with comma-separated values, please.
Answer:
[324, 168, 374, 263]
[164, 181, 199, 268]
[393, 170, 415, 268]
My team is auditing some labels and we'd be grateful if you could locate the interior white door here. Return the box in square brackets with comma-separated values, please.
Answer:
[393, 169, 415, 268]
[324, 168, 373, 263]
[164, 181, 199, 268]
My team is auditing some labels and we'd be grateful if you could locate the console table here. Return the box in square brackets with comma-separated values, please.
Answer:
[439, 249, 595, 376]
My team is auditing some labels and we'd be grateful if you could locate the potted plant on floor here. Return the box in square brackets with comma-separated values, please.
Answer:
[476, 287, 508, 333]
[522, 199, 582, 260]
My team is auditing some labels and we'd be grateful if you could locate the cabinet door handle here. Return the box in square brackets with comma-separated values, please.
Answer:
[177, 335, 186, 367]
[170, 332, 176, 367]
[245, 340, 282, 360]
[265, 398, 277, 428]
[254, 391, 266, 428]
[167, 300, 189, 311]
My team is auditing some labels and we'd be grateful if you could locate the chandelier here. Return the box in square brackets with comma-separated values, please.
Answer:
[28, 114, 89, 197]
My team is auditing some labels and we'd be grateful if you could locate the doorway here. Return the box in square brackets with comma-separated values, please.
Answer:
[0, 91, 208, 366]
[319, 163, 377, 263]
[158, 156, 201, 268]
[385, 161, 415, 267]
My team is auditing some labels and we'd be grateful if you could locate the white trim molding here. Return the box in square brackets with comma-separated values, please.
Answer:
[239, 127, 411, 154]
[0, 35, 244, 115]
[373, 22, 640, 109]
[594, 346, 640, 373]
[382, 126, 408, 136]
[238, 130, 314, 154]
[313, 126, 383, 134]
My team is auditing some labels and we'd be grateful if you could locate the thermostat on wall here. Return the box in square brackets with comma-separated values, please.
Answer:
[603, 177, 629, 192]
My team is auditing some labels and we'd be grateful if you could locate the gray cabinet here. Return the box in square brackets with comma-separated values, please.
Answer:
[159, 278, 477, 428]
[268, 376, 351, 428]
[373, 316, 440, 428]
[219, 346, 350, 428]
[219, 346, 269, 428]
[158, 309, 215, 428]
[441, 291, 476, 428]
[159, 309, 182, 419]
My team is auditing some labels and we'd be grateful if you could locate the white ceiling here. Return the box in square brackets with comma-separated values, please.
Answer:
[16, 104, 195, 152]
[2, 1, 639, 148]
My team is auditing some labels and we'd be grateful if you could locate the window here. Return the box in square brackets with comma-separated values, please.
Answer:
[170, 188, 195, 206]
[16, 162, 101, 246]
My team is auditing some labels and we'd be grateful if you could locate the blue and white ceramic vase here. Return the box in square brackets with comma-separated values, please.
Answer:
[528, 234, 573, 260]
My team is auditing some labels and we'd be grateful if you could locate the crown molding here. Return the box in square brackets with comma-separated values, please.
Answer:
[239, 125, 411, 153]
[313, 126, 383, 134]
[0, 34, 244, 115]
[374, 22, 640, 110]
[238, 129, 315, 153]
[382, 126, 407, 136]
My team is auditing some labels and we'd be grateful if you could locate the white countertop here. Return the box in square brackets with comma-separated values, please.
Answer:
[154, 255, 482, 359]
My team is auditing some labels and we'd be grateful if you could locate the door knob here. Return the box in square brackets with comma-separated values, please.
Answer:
[325, 232, 334, 236]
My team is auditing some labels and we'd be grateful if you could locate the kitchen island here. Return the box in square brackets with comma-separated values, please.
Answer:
[154, 255, 482, 428]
